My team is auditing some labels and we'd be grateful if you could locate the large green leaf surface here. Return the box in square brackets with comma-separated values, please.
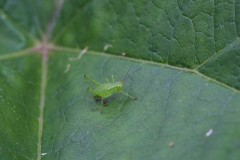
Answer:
[0, 0, 240, 160]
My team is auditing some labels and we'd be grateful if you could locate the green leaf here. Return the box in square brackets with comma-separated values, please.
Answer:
[0, 1, 240, 160]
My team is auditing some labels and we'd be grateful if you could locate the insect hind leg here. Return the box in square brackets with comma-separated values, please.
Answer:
[120, 92, 137, 100]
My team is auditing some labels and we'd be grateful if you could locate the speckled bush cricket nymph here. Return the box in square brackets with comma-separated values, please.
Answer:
[84, 65, 141, 106]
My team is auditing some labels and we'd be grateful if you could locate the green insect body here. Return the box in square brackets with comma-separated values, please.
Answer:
[89, 82, 123, 99]
[84, 74, 136, 105]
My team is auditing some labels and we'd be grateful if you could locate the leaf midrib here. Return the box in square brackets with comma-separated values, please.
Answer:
[36, 49, 48, 160]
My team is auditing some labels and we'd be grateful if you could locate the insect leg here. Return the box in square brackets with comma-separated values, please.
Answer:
[87, 87, 97, 97]
[120, 92, 137, 100]
[84, 75, 101, 86]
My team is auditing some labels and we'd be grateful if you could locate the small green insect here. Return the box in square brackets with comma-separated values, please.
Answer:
[84, 67, 141, 106]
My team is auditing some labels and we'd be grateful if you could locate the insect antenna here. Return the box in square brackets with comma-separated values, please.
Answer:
[122, 64, 142, 83]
